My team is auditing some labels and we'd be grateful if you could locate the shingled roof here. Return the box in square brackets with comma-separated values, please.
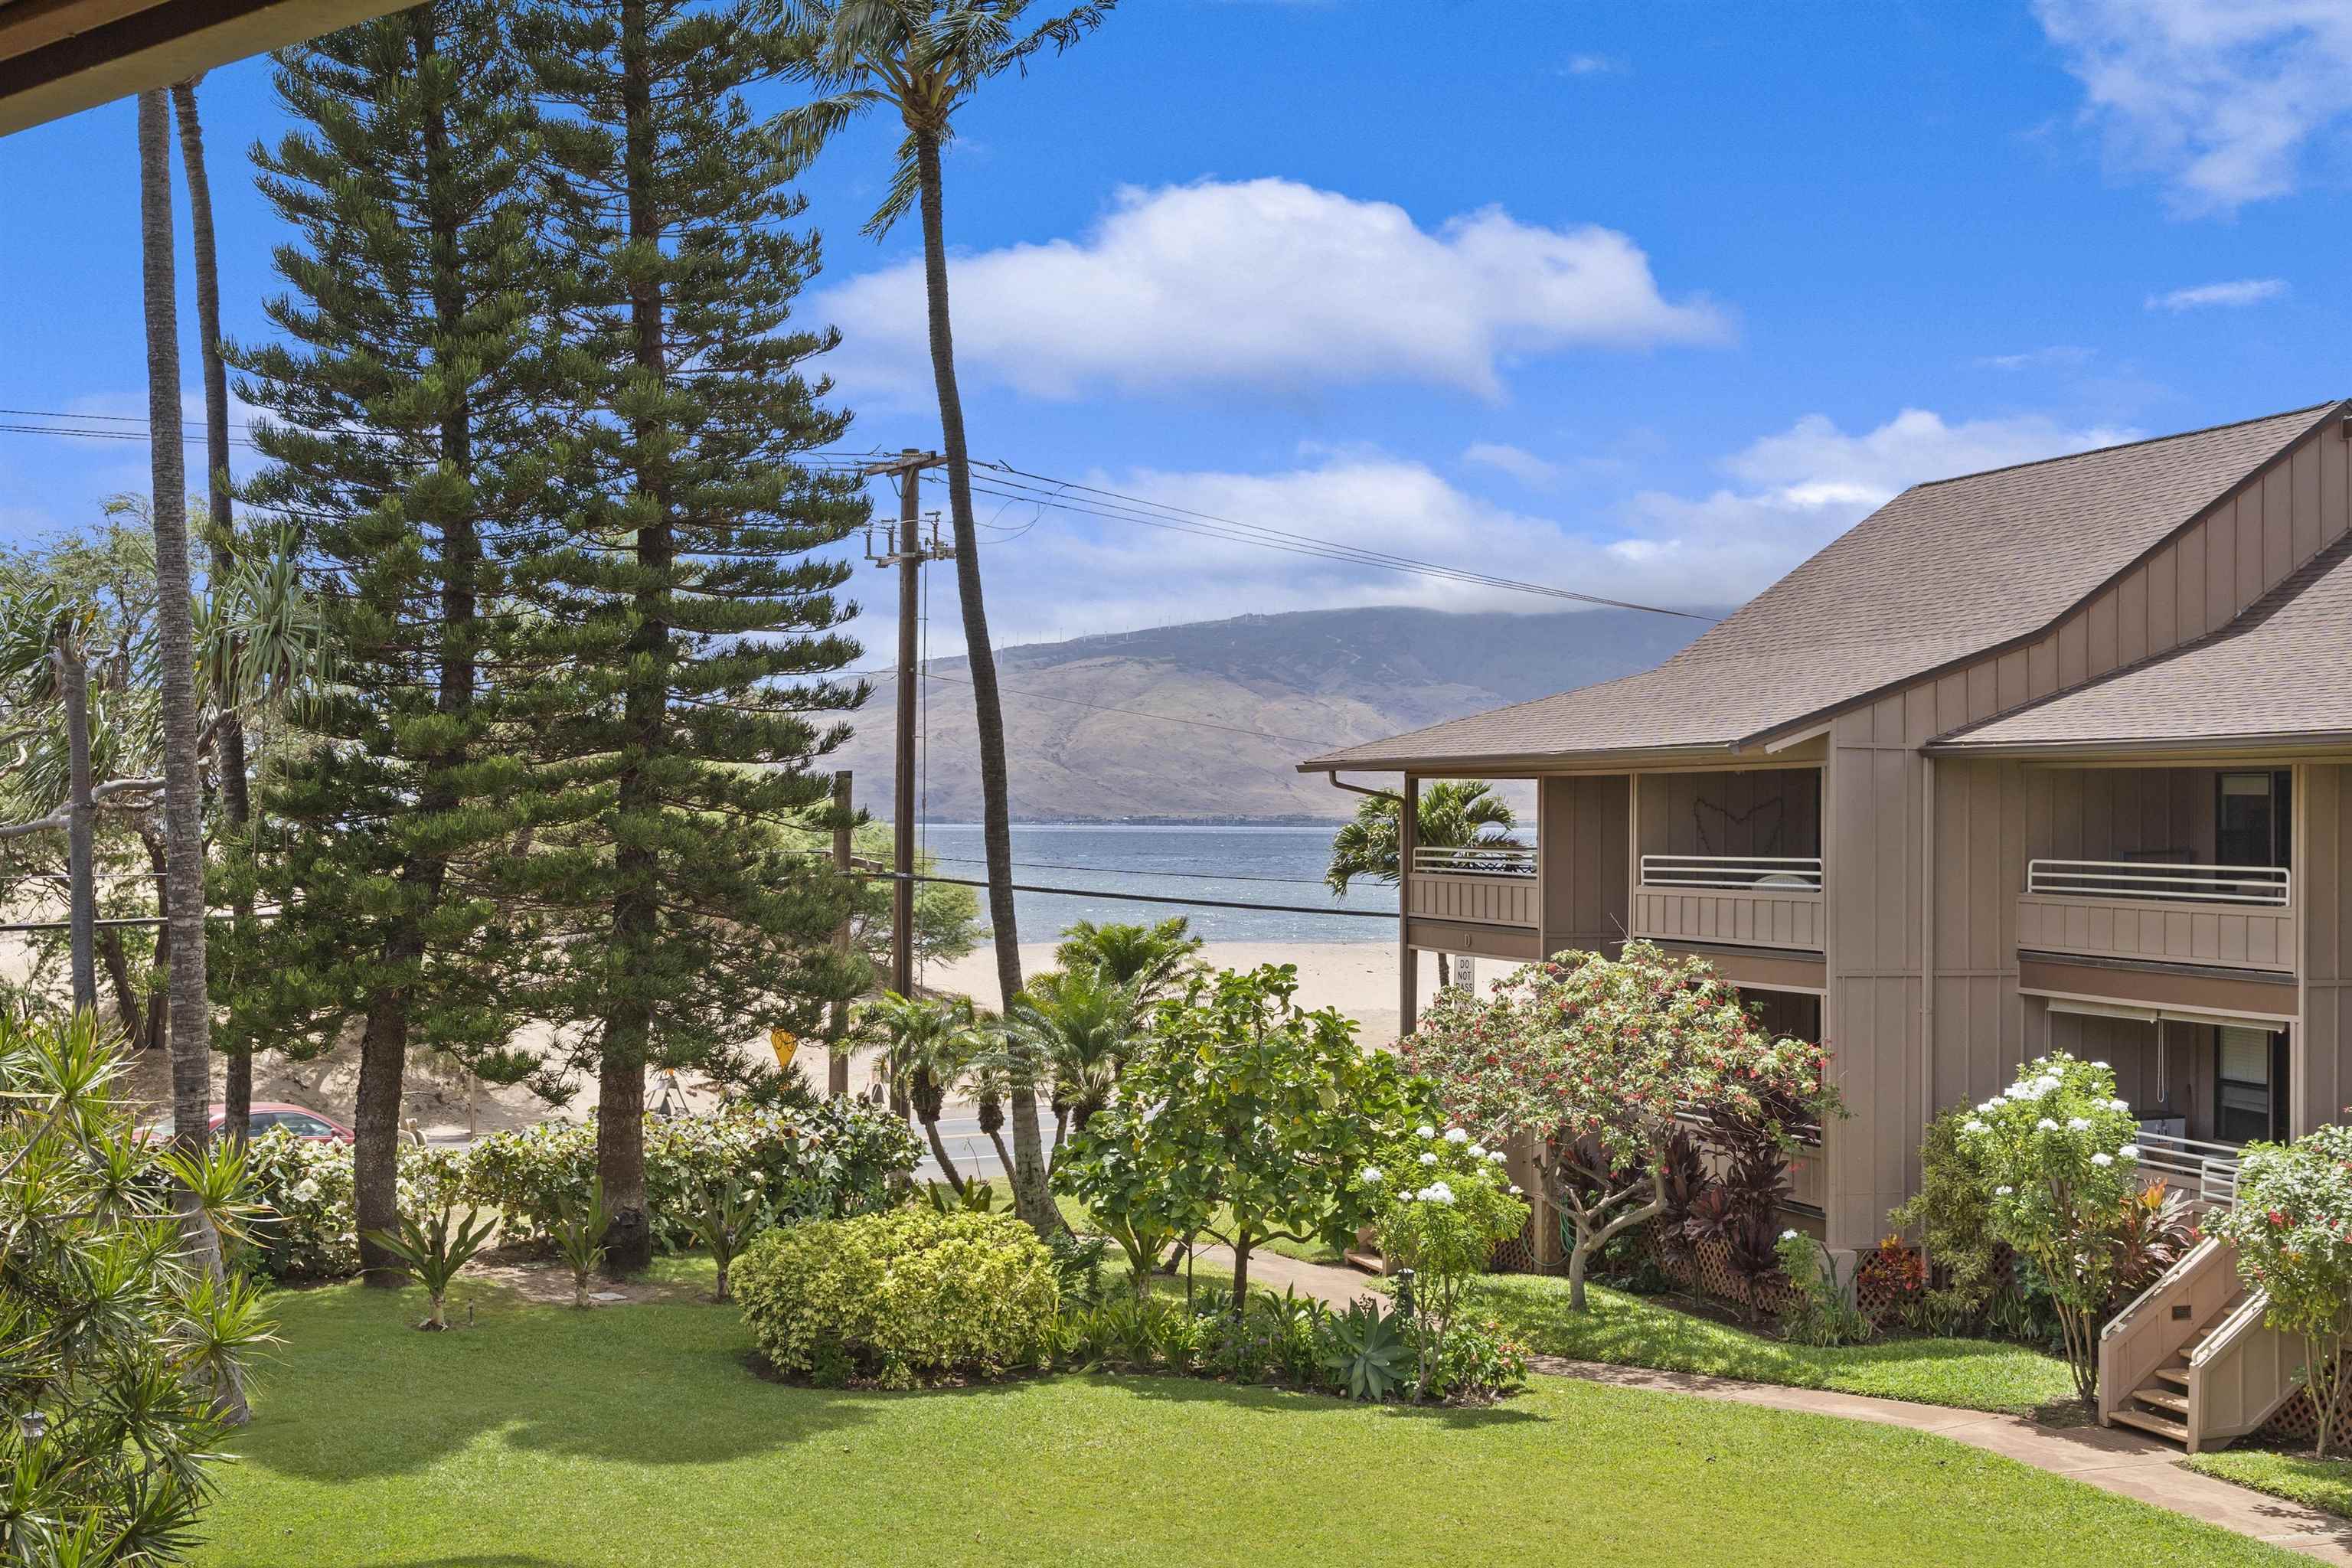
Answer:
[1302, 401, 2343, 773]
[1929, 528, 2352, 753]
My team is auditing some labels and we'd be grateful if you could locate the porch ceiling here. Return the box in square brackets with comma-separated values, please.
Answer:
[0, 0, 406, 136]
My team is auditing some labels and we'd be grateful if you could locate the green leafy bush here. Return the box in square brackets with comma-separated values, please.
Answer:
[462, 1104, 920, 1253]
[734, 1208, 1060, 1388]
[240, 1131, 464, 1282]
[1374, 1133, 1529, 1396]
[2208, 1125, 2352, 1456]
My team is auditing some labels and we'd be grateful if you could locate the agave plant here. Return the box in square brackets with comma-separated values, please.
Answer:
[684, 1178, 774, 1304]
[1321, 1300, 1412, 1401]
[366, 1204, 497, 1331]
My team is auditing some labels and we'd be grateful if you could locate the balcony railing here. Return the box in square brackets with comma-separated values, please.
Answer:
[2026, 859, 2290, 907]
[2132, 1129, 2242, 1207]
[1410, 844, 1535, 878]
[1639, 854, 1823, 890]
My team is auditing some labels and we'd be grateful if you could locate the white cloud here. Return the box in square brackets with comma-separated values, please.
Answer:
[1462, 442, 1561, 488]
[2035, 0, 2352, 212]
[1976, 345, 2096, 371]
[2145, 277, 2288, 310]
[1562, 54, 1625, 76]
[818, 178, 1728, 403]
[867, 407, 2135, 655]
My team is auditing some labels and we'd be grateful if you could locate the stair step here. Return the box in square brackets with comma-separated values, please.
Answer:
[2109, 1405, 2191, 1445]
[2133, 1385, 2190, 1416]
[1341, 1250, 1384, 1276]
[2154, 1367, 2190, 1390]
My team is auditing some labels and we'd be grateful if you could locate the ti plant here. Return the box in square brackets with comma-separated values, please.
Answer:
[365, 1205, 497, 1331]
[552, 1178, 612, 1309]
[684, 1179, 773, 1304]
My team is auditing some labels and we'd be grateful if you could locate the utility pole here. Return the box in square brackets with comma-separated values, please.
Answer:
[860, 449, 950, 1001]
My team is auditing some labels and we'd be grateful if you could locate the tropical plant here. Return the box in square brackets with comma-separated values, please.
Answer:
[1321, 1299, 1413, 1401]
[0, 1007, 276, 1562]
[1054, 917, 1204, 1004]
[551, 1178, 612, 1310]
[684, 1179, 774, 1304]
[1325, 780, 1519, 988]
[1958, 1052, 2144, 1402]
[2109, 1177, 2199, 1305]
[1054, 965, 1424, 1310]
[1775, 1230, 1873, 1348]
[1005, 965, 1141, 1148]
[367, 1204, 498, 1330]
[1889, 1106, 2007, 1333]
[858, 991, 988, 1191]
[1409, 942, 1838, 1308]
[775, 0, 1120, 1237]
[2208, 1125, 2352, 1457]
[1683, 1147, 1794, 1318]
[735, 1207, 1060, 1388]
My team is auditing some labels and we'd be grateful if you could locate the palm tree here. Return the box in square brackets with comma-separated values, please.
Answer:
[1054, 916, 1202, 1006]
[776, 0, 1116, 1236]
[171, 74, 256, 1142]
[1326, 779, 1521, 989]
[0, 590, 103, 1009]
[1006, 965, 1138, 1153]
[861, 991, 988, 1193]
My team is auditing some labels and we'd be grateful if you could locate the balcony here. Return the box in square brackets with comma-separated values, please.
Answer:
[2018, 859, 2295, 974]
[1632, 854, 1825, 953]
[1404, 844, 1537, 929]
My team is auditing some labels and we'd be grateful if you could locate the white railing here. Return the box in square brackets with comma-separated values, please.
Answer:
[2132, 1129, 2243, 1206]
[1410, 844, 1536, 878]
[1640, 854, 1823, 891]
[2026, 859, 2290, 907]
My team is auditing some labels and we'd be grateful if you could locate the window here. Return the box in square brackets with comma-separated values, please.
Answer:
[2216, 1026, 2288, 1145]
[281, 1115, 334, 1137]
[2217, 771, 2292, 870]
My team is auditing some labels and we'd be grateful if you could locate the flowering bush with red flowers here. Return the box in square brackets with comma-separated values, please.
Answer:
[1406, 941, 1839, 1308]
[2208, 1124, 2352, 1457]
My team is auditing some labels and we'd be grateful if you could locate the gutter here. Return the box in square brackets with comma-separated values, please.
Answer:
[1319, 770, 1401, 805]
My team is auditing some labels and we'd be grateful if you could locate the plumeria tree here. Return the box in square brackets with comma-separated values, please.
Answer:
[2208, 1125, 2352, 1457]
[1374, 1126, 1527, 1396]
[1958, 1052, 2142, 1402]
[1055, 965, 1426, 1308]
[1408, 942, 1838, 1308]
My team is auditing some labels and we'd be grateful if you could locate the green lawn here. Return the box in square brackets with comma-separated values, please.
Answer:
[188, 1264, 2295, 1567]
[1462, 1274, 2082, 1415]
[2190, 1449, 2352, 1521]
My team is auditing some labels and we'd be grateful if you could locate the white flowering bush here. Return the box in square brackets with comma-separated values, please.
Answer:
[2208, 1125, 2352, 1457]
[462, 1103, 922, 1253]
[1958, 1053, 2141, 1400]
[1374, 1131, 1529, 1399]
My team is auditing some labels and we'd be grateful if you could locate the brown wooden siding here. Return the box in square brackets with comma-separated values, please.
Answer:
[2017, 895, 2296, 972]
[1540, 774, 1628, 959]
[1632, 887, 1823, 950]
[1405, 871, 1537, 928]
[2300, 763, 2352, 1132]
[1635, 769, 1821, 858]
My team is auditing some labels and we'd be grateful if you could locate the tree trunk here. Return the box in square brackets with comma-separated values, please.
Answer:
[597, 0, 667, 1279]
[1435, 952, 1452, 991]
[96, 927, 146, 1044]
[175, 77, 254, 1145]
[139, 87, 214, 1183]
[1230, 1236, 1253, 1315]
[923, 1115, 965, 1195]
[1566, 1233, 1589, 1310]
[55, 633, 96, 1013]
[912, 127, 1054, 1233]
[354, 985, 412, 1287]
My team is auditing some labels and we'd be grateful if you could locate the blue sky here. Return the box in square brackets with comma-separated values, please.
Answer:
[2, 0, 2348, 658]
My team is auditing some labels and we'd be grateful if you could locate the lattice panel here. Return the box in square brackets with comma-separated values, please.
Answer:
[2256, 1370, 2350, 1453]
[1489, 1212, 1540, 1275]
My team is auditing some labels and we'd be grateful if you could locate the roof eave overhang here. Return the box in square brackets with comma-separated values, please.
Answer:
[1923, 730, 2352, 763]
[0, 0, 410, 137]
[1296, 741, 1769, 776]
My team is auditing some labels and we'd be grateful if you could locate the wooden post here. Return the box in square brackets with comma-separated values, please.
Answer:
[1398, 771, 1417, 1040]
[828, 770, 853, 1098]
[892, 454, 920, 1002]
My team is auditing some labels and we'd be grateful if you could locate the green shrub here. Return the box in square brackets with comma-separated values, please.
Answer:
[1775, 1230, 1873, 1348]
[462, 1104, 921, 1253]
[240, 1131, 464, 1282]
[2209, 1125, 2352, 1457]
[735, 1207, 1060, 1388]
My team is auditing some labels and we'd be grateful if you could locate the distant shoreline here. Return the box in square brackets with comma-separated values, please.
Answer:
[913, 816, 1352, 828]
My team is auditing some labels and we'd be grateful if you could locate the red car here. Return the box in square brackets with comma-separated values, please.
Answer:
[143, 1102, 355, 1145]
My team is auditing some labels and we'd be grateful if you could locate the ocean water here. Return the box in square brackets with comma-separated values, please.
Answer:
[910, 823, 1396, 944]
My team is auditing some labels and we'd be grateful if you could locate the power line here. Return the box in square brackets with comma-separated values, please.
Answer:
[857, 665, 1344, 748]
[923, 853, 1355, 890]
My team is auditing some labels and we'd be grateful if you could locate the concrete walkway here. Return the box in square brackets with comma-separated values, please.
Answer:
[1187, 1246, 2352, 1563]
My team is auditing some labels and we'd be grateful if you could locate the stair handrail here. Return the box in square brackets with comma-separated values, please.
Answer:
[2187, 1289, 2271, 1372]
[2184, 1287, 2295, 1455]
[2097, 1235, 2235, 1428]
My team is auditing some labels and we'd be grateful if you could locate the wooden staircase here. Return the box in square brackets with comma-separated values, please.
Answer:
[2108, 1292, 2245, 1446]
